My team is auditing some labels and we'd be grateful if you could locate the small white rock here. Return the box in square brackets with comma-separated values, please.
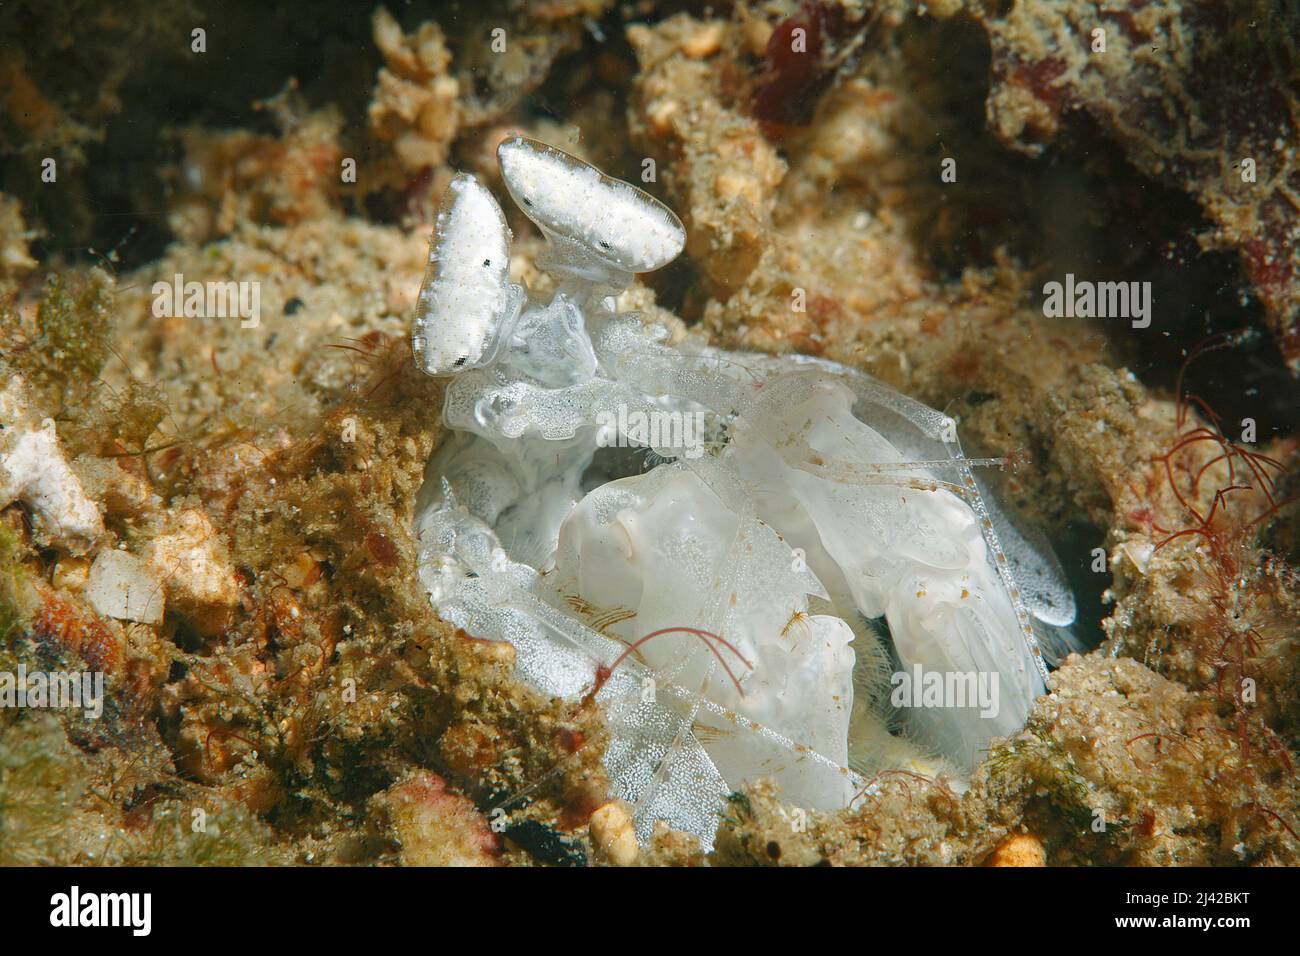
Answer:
[144, 508, 240, 634]
[85, 549, 165, 624]
[589, 802, 639, 866]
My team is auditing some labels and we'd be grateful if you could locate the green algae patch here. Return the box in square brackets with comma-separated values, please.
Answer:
[1, 268, 115, 411]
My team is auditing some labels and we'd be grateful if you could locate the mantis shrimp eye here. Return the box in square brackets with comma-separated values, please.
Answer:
[413, 173, 514, 376]
[497, 134, 686, 278]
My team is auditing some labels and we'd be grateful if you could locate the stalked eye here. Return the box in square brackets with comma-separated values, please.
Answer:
[497, 134, 686, 279]
[412, 172, 514, 377]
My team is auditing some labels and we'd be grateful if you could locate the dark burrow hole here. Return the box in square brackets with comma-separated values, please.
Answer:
[893, 14, 1299, 438]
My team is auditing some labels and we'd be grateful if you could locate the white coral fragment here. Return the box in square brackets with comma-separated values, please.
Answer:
[0, 375, 104, 552]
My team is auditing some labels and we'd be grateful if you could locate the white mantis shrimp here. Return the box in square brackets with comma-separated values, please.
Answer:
[412, 135, 1078, 848]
